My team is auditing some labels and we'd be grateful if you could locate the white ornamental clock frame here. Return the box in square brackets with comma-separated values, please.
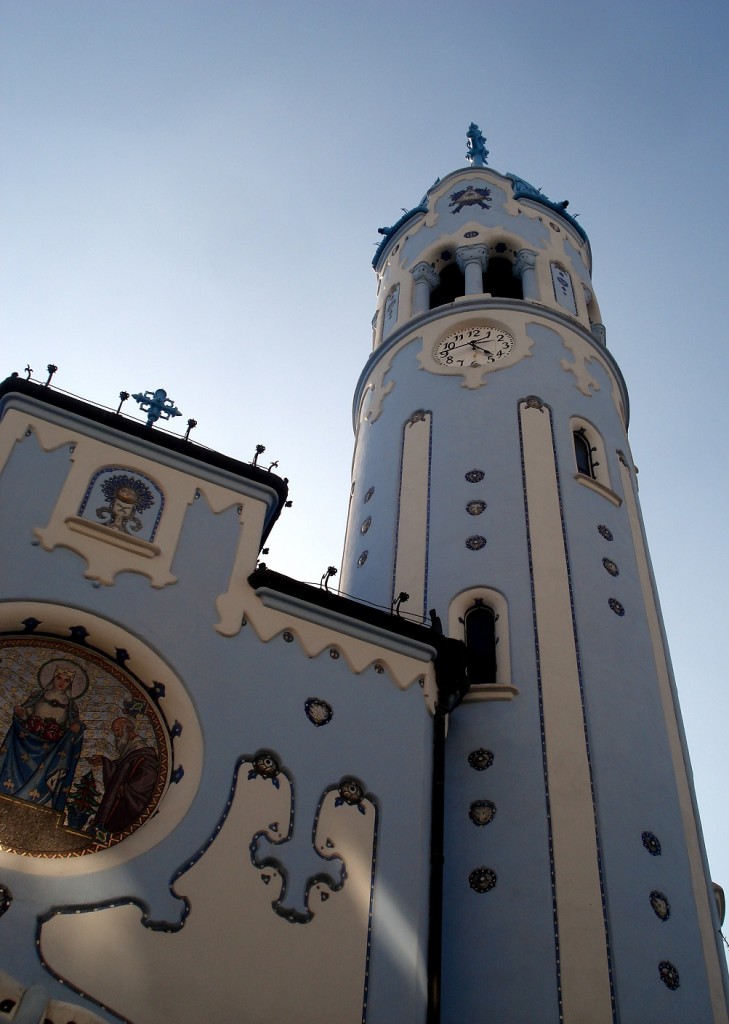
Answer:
[418, 319, 531, 388]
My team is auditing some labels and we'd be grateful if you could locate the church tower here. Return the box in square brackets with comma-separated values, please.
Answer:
[341, 125, 728, 1023]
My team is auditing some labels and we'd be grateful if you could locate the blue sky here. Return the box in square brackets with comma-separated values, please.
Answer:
[2, 0, 728, 951]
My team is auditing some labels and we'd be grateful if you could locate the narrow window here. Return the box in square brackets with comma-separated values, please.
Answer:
[429, 263, 464, 308]
[573, 428, 597, 478]
[483, 256, 522, 300]
[464, 600, 497, 686]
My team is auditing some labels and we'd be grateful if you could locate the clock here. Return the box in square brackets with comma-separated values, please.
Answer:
[433, 325, 515, 368]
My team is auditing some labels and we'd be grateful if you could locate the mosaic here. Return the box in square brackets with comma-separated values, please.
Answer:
[466, 500, 486, 516]
[469, 866, 497, 893]
[304, 699, 333, 727]
[449, 186, 492, 213]
[658, 961, 680, 990]
[360, 516, 372, 535]
[78, 468, 164, 543]
[466, 536, 487, 551]
[0, 635, 170, 856]
[357, 551, 369, 567]
[608, 598, 625, 616]
[642, 831, 661, 856]
[598, 524, 613, 541]
[469, 800, 496, 827]
[468, 748, 494, 771]
[602, 558, 619, 577]
[650, 890, 670, 921]
[465, 470, 485, 483]
[364, 487, 375, 504]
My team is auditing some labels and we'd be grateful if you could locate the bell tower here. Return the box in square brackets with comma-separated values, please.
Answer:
[341, 126, 728, 1022]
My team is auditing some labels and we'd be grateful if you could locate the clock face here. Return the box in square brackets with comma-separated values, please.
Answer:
[433, 325, 515, 367]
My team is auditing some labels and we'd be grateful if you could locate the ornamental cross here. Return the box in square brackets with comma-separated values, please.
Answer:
[131, 388, 182, 428]
[466, 122, 489, 167]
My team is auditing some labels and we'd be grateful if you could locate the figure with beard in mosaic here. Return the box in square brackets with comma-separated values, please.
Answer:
[91, 716, 158, 833]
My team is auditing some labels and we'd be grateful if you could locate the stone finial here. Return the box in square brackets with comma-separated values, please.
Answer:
[466, 123, 489, 167]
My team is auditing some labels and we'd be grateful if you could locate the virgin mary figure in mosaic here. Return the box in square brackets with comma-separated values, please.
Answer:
[0, 659, 89, 812]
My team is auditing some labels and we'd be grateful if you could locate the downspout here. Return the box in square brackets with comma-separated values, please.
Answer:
[426, 625, 469, 1024]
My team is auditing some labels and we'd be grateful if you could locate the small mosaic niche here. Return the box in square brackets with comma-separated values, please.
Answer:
[465, 469, 485, 483]
[466, 536, 487, 551]
[304, 698, 333, 727]
[598, 524, 613, 541]
[608, 598, 625, 616]
[469, 867, 497, 893]
[78, 467, 164, 543]
[602, 558, 619, 577]
[468, 748, 494, 771]
[469, 800, 496, 827]
[658, 961, 680, 990]
[357, 550, 369, 567]
[649, 890, 670, 921]
[360, 516, 372, 534]
[642, 831, 662, 856]
[364, 487, 375, 504]
[466, 500, 486, 516]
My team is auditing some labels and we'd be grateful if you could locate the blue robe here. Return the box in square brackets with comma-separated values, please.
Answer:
[0, 699, 85, 813]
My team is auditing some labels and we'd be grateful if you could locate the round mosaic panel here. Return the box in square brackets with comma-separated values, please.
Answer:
[465, 470, 485, 483]
[468, 748, 494, 771]
[642, 831, 661, 856]
[357, 550, 368, 567]
[469, 867, 497, 893]
[469, 800, 496, 827]
[658, 961, 680, 990]
[360, 516, 372, 535]
[598, 524, 613, 541]
[0, 634, 171, 857]
[602, 558, 619, 577]
[466, 500, 486, 516]
[466, 536, 487, 551]
[304, 698, 333, 727]
[364, 487, 375, 504]
[649, 890, 670, 921]
[608, 598, 625, 616]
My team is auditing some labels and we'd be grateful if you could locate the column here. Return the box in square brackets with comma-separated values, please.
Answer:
[455, 244, 488, 295]
[513, 248, 539, 300]
[411, 262, 440, 315]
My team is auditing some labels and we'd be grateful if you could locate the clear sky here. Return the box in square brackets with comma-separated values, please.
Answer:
[2, 0, 728, 953]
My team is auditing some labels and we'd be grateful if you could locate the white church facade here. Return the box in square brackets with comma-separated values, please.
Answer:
[0, 126, 726, 1023]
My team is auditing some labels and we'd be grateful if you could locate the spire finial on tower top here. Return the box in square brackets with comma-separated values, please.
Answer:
[466, 123, 488, 167]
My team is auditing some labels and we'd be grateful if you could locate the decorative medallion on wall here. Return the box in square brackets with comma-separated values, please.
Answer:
[78, 467, 164, 542]
[466, 536, 487, 551]
[360, 516, 372, 534]
[469, 800, 496, 827]
[336, 777, 366, 813]
[282, 631, 294, 643]
[598, 524, 613, 541]
[602, 558, 619, 576]
[468, 748, 494, 771]
[464, 230, 479, 238]
[357, 550, 368, 567]
[364, 487, 375, 504]
[658, 961, 680, 990]
[469, 867, 497, 893]
[650, 891, 670, 921]
[0, 632, 172, 856]
[642, 831, 662, 856]
[608, 598, 625, 616]
[465, 470, 485, 483]
[466, 500, 486, 516]
[449, 186, 492, 213]
[247, 750, 281, 786]
[524, 395, 545, 411]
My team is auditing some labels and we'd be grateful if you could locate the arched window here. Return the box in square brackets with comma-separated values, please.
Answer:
[429, 262, 464, 308]
[483, 256, 522, 300]
[464, 600, 497, 686]
[573, 427, 597, 479]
